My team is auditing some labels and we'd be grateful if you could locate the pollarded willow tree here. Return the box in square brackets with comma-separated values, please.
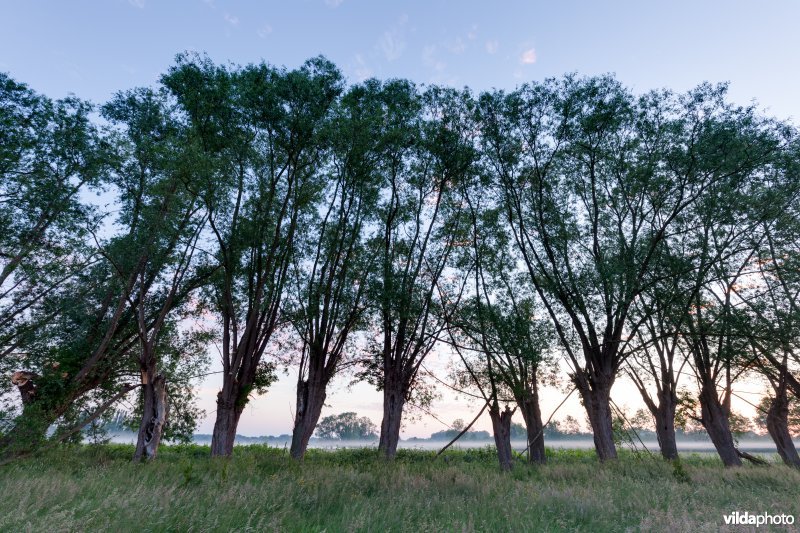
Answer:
[479, 77, 788, 461]
[0, 74, 150, 458]
[624, 258, 692, 461]
[283, 81, 384, 460]
[728, 158, 800, 466]
[445, 172, 554, 467]
[101, 87, 211, 460]
[364, 83, 477, 459]
[163, 54, 343, 457]
[1, 81, 214, 461]
[652, 116, 795, 467]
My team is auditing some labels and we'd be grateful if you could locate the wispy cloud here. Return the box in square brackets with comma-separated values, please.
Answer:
[224, 12, 239, 26]
[520, 48, 537, 64]
[380, 31, 405, 61]
[324, 0, 344, 7]
[352, 53, 372, 81]
[467, 24, 478, 41]
[446, 37, 466, 55]
[485, 40, 499, 54]
[378, 15, 409, 61]
[128, 0, 145, 8]
[258, 24, 273, 38]
[422, 45, 446, 72]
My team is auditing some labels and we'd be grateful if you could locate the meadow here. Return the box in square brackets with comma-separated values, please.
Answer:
[0, 445, 798, 532]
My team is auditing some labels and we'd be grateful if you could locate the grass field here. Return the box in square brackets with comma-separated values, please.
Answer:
[0, 445, 798, 532]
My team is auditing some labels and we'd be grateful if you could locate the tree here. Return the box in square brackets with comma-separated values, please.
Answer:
[284, 81, 382, 460]
[163, 54, 343, 457]
[625, 248, 694, 461]
[315, 412, 377, 440]
[0, 76, 157, 458]
[445, 168, 554, 465]
[101, 87, 211, 460]
[364, 83, 475, 459]
[733, 165, 800, 466]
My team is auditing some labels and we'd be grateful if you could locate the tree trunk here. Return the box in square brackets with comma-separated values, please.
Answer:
[489, 404, 514, 471]
[576, 375, 617, 461]
[652, 390, 679, 461]
[517, 390, 546, 464]
[290, 377, 328, 460]
[698, 381, 741, 467]
[133, 372, 168, 461]
[378, 379, 405, 460]
[765, 385, 800, 468]
[210, 382, 244, 457]
[11, 371, 38, 406]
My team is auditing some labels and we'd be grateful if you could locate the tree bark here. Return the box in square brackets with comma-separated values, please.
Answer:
[290, 376, 328, 460]
[489, 404, 514, 471]
[378, 379, 405, 460]
[698, 381, 742, 467]
[765, 385, 800, 468]
[517, 390, 546, 464]
[210, 382, 244, 457]
[576, 375, 618, 461]
[133, 372, 168, 461]
[651, 390, 679, 461]
[11, 371, 39, 406]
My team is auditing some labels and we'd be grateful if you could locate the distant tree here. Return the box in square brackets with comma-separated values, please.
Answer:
[510, 422, 527, 440]
[561, 416, 582, 436]
[315, 412, 377, 440]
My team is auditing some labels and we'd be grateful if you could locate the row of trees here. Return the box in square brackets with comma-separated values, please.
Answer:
[1, 55, 798, 469]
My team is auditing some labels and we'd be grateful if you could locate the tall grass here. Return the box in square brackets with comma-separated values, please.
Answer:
[0, 444, 797, 531]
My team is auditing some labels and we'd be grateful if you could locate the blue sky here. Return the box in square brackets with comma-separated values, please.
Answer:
[3, 1, 800, 121]
[2, 1, 797, 437]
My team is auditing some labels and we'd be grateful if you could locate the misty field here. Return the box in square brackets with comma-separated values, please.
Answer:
[0, 446, 798, 532]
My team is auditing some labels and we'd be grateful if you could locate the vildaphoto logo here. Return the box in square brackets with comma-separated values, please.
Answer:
[723, 511, 795, 527]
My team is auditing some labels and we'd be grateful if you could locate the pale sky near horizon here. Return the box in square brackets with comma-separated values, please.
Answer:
[2, 1, 798, 437]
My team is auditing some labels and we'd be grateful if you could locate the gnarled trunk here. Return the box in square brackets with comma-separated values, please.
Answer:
[211, 382, 244, 457]
[576, 375, 617, 461]
[378, 378, 405, 460]
[652, 390, 679, 461]
[133, 372, 168, 461]
[517, 389, 546, 464]
[765, 385, 800, 468]
[489, 404, 514, 471]
[698, 381, 741, 467]
[290, 377, 328, 460]
[655, 404, 678, 461]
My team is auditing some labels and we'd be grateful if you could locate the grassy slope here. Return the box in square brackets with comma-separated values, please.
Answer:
[0, 445, 798, 532]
